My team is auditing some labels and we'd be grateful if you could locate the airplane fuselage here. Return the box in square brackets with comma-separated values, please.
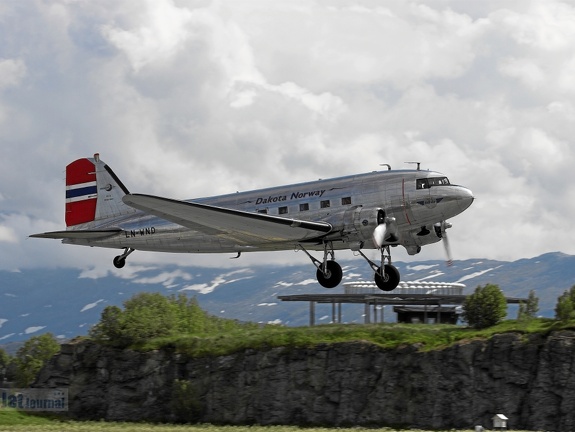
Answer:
[64, 169, 473, 256]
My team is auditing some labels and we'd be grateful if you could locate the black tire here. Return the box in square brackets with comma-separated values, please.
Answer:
[113, 256, 126, 269]
[316, 260, 343, 289]
[374, 264, 400, 291]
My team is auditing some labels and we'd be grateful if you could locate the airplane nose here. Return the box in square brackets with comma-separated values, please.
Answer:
[457, 187, 474, 212]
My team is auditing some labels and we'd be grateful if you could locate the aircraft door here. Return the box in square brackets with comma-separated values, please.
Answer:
[342, 206, 362, 238]
[387, 176, 417, 225]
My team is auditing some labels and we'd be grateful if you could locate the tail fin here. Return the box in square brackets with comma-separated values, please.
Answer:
[66, 153, 135, 228]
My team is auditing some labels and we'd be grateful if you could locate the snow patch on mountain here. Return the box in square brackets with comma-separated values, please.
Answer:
[80, 299, 105, 312]
[25, 326, 46, 334]
[457, 266, 502, 283]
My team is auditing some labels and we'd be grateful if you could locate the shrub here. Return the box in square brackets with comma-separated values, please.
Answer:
[14, 333, 60, 386]
[518, 289, 539, 321]
[89, 292, 252, 347]
[171, 379, 202, 423]
[461, 284, 507, 329]
[555, 285, 575, 321]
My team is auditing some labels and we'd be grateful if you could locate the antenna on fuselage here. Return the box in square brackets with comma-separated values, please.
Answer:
[380, 164, 391, 170]
[405, 161, 421, 170]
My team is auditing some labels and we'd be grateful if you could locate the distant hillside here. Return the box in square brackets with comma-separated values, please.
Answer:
[1, 252, 575, 344]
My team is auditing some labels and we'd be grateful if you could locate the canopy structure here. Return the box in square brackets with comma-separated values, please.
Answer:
[278, 285, 527, 325]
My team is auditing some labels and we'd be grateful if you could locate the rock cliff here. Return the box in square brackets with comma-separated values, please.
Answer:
[34, 330, 575, 430]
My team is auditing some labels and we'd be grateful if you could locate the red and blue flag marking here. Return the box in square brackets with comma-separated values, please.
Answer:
[65, 158, 97, 226]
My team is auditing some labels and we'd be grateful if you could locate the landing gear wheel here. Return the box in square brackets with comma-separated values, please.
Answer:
[316, 260, 343, 289]
[374, 264, 400, 291]
[113, 256, 126, 269]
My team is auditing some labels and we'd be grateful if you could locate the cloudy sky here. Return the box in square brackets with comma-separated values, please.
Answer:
[1, 0, 575, 274]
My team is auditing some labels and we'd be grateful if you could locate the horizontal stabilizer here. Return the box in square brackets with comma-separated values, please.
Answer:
[30, 229, 122, 240]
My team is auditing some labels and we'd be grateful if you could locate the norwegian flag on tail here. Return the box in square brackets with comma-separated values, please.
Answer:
[65, 158, 97, 226]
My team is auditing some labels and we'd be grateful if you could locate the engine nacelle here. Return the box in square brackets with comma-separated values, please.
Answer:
[353, 207, 386, 241]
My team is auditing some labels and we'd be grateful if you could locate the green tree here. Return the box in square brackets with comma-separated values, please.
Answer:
[555, 285, 575, 321]
[14, 333, 60, 387]
[461, 284, 507, 329]
[90, 293, 175, 346]
[0, 348, 11, 383]
[518, 290, 540, 321]
[89, 292, 236, 347]
[89, 305, 126, 346]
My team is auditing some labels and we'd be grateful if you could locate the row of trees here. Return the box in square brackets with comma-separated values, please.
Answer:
[461, 283, 575, 328]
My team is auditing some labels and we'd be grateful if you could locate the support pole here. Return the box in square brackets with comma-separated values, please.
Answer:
[310, 301, 316, 326]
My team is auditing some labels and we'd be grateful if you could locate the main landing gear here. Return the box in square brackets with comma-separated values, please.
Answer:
[357, 245, 400, 291]
[113, 247, 135, 269]
[299, 242, 343, 288]
[299, 243, 401, 291]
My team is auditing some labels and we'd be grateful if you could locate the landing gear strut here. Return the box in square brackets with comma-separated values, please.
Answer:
[113, 247, 135, 269]
[358, 245, 400, 291]
[299, 242, 343, 288]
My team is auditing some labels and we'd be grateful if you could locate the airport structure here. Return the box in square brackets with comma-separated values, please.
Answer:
[278, 280, 527, 325]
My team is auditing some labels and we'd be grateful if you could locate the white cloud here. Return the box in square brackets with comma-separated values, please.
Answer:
[0, 59, 26, 89]
[498, 1, 575, 51]
[0, 224, 18, 244]
[102, 0, 194, 72]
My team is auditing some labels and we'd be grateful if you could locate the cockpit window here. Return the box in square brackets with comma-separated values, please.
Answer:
[416, 177, 450, 189]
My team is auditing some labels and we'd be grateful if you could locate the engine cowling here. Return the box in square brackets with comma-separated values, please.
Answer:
[352, 207, 386, 242]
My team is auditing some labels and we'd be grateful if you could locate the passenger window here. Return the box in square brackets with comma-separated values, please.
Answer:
[320, 200, 330, 208]
[300, 203, 309, 211]
[258, 209, 268, 214]
[341, 197, 352, 205]
[279, 206, 288, 215]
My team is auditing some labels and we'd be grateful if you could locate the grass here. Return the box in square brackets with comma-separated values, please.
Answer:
[0, 409, 54, 426]
[0, 409, 534, 431]
[137, 317, 575, 358]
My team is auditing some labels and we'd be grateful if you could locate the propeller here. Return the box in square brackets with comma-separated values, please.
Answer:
[373, 217, 399, 249]
[435, 221, 453, 266]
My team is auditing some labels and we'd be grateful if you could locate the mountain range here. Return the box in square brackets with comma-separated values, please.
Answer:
[1, 252, 574, 348]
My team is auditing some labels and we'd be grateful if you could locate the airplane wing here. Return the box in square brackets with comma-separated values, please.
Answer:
[30, 229, 122, 240]
[122, 193, 333, 244]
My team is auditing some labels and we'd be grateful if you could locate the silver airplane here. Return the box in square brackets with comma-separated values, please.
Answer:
[31, 154, 474, 291]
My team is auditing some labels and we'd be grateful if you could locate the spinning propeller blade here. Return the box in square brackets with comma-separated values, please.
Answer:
[435, 221, 453, 266]
[373, 224, 386, 249]
[373, 217, 398, 249]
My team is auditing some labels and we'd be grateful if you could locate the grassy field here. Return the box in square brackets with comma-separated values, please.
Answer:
[137, 317, 574, 357]
[0, 409, 534, 432]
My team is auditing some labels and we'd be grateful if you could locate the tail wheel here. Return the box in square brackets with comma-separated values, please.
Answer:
[113, 256, 126, 269]
[374, 264, 400, 291]
[316, 260, 343, 289]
